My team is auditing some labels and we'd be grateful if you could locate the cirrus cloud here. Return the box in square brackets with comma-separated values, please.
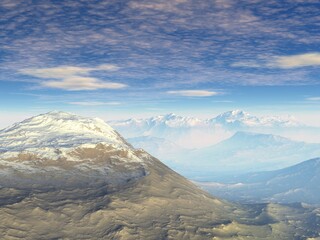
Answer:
[167, 90, 221, 97]
[233, 53, 320, 70]
[42, 76, 126, 91]
[68, 101, 122, 106]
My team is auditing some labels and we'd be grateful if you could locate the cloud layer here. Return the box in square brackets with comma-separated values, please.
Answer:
[306, 97, 320, 101]
[273, 53, 320, 69]
[233, 53, 320, 69]
[20, 65, 127, 91]
[0, 0, 320, 115]
[1, 0, 320, 89]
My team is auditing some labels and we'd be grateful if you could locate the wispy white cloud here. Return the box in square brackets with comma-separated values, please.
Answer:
[20, 64, 126, 91]
[20, 64, 119, 78]
[21, 66, 94, 79]
[231, 61, 262, 68]
[306, 97, 320, 101]
[167, 90, 221, 97]
[42, 76, 126, 91]
[68, 101, 122, 106]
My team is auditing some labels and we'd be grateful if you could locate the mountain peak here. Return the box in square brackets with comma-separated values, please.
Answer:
[0, 111, 129, 151]
[163, 112, 177, 119]
[45, 110, 72, 116]
[229, 109, 247, 115]
[212, 110, 301, 127]
[151, 113, 179, 120]
[31, 110, 105, 122]
[223, 131, 295, 148]
[213, 110, 256, 126]
[217, 109, 250, 117]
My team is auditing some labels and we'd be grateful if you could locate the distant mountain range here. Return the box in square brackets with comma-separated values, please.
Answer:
[109, 110, 304, 148]
[109, 112, 211, 148]
[110, 110, 301, 131]
[127, 131, 320, 179]
[213, 109, 301, 128]
[185, 131, 320, 174]
[196, 158, 320, 205]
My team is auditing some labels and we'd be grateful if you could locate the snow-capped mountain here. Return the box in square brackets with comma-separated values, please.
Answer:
[108, 113, 205, 143]
[0, 111, 130, 151]
[109, 110, 303, 148]
[109, 113, 204, 130]
[110, 113, 217, 148]
[110, 110, 301, 132]
[197, 158, 320, 205]
[0, 111, 145, 189]
[212, 110, 301, 128]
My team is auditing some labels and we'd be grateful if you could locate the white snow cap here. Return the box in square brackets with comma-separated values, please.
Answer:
[214, 110, 301, 127]
[110, 109, 301, 129]
[0, 111, 129, 151]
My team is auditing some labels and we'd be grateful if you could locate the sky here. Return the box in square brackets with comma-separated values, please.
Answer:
[1, 0, 320, 127]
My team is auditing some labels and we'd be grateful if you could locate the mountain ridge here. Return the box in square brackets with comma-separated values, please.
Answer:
[197, 158, 320, 205]
[109, 110, 303, 148]
[164, 131, 320, 179]
[0, 111, 319, 239]
[0, 111, 143, 189]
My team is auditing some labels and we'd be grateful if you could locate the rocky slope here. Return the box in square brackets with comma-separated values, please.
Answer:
[0, 111, 319, 239]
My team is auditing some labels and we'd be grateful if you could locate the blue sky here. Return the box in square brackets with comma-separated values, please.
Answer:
[1, 0, 320, 126]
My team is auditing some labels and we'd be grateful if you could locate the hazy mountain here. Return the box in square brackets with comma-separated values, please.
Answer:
[197, 158, 320, 205]
[109, 110, 303, 149]
[0, 111, 319, 239]
[127, 136, 188, 168]
[109, 113, 213, 148]
[181, 131, 320, 178]
[108, 113, 205, 138]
